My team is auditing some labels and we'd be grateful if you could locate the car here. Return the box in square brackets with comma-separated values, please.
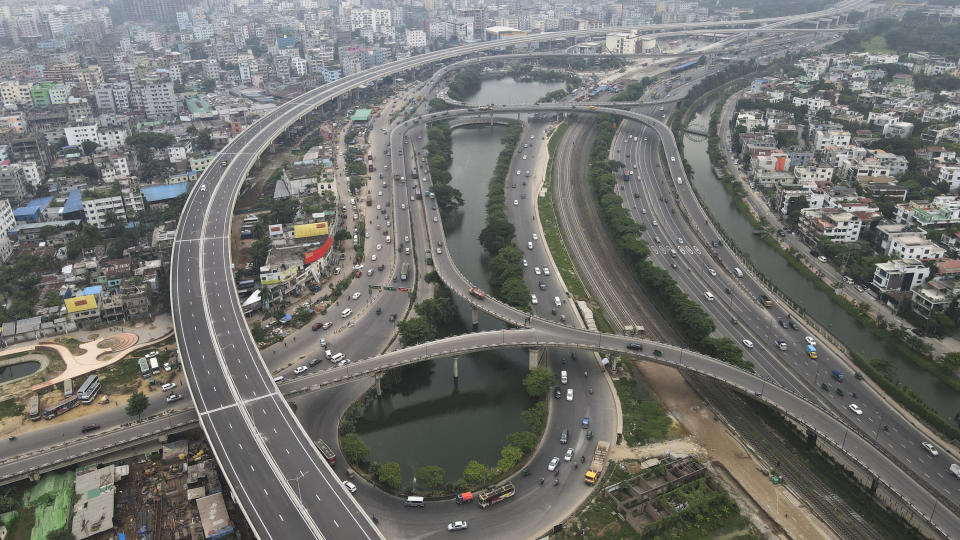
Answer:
[161, 382, 176, 392]
[200, 184, 207, 192]
[585, 429, 593, 440]
[547, 457, 560, 471]
[921, 442, 939, 456]
[626, 342, 642, 351]
[323, 322, 332, 330]
[566, 388, 574, 401]
[312, 322, 324, 331]
[433, 216, 439, 222]
[145, 351, 159, 359]
[522, 259, 528, 267]
[805, 336, 817, 346]
[543, 267, 551, 276]
[294, 366, 308, 375]
[436, 247, 442, 254]
[731, 317, 739, 325]
[581, 417, 589, 429]
[531, 294, 538, 304]
[534, 267, 542, 275]
[703, 291, 715, 301]
[670, 262, 678, 269]
[708, 268, 717, 276]
[165, 394, 183, 404]
[532, 233, 538, 241]
[848, 403, 863, 415]
[818, 255, 828, 263]
[371, 254, 377, 261]
[789, 321, 799, 331]
[376, 244, 382, 251]
[778, 319, 787, 328]
[516, 170, 521, 175]
[677, 237, 684, 244]
[652, 220, 658, 227]
[742, 339, 754, 348]
[513, 200, 519, 206]
[320, 338, 327, 347]
[81, 424, 101, 433]
[448, 521, 468, 532]
[351, 292, 362, 300]
[670, 156, 676, 162]
[364, 232, 370, 238]
[343, 480, 358, 493]
[163, 362, 172, 372]
[554, 387, 562, 399]
[564, 447, 575, 461]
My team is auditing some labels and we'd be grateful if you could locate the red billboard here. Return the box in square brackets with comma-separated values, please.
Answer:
[304, 236, 334, 264]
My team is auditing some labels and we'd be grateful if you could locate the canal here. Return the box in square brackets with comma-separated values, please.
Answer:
[682, 102, 960, 418]
[354, 78, 563, 486]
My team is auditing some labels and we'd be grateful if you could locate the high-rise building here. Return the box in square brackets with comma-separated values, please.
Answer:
[95, 83, 131, 114]
[141, 80, 177, 118]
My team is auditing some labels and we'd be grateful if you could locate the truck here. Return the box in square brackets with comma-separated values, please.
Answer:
[806, 344, 818, 359]
[584, 441, 610, 486]
[366, 196, 373, 207]
[477, 482, 515, 508]
[139, 358, 151, 378]
[315, 438, 336, 466]
[469, 287, 486, 300]
[950, 463, 960, 480]
[149, 357, 160, 375]
[400, 263, 409, 281]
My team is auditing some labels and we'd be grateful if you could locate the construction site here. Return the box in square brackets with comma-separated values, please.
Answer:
[0, 433, 251, 540]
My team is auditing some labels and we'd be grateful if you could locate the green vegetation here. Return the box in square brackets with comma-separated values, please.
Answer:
[447, 65, 483, 101]
[477, 122, 533, 310]
[416, 465, 446, 490]
[428, 98, 454, 112]
[536, 55, 626, 71]
[397, 283, 463, 346]
[340, 433, 370, 464]
[424, 121, 465, 219]
[125, 391, 149, 421]
[375, 461, 403, 491]
[836, 12, 960, 57]
[521, 366, 555, 398]
[0, 398, 24, 421]
[587, 114, 751, 370]
[611, 78, 653, 102]
[538, 124, 588, 300]
[502, 65, 581, 92]
[53, 163, 98, 180]
[537, 89, 568, 103]
[0, 254, 60, 324]
[614, 377, 674, 446]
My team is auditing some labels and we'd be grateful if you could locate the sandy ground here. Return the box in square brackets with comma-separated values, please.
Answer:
[633, 360, 839, 540]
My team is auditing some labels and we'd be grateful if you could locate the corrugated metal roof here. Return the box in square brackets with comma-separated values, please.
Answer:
[63, 189, 83, 214]
[141, 182, 191, 203]
[14, 196, 53, 220]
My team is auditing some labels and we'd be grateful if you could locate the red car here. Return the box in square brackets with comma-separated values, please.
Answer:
[355, 270, 362, 278]
[312, 322, 323, 331]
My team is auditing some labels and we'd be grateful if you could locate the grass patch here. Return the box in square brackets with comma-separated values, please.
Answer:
[0, 398, 24, 421]
[50, 337, 85, 355]
[614, 376, 675, 446]
[99, 357, 146, 393]
[862, 35, 891, 54]
[591, 304, 616, 334]
[539, 123, 588, 300]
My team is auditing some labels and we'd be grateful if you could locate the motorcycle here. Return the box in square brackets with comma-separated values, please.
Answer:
[7, 436, 15, 441]
[539, 477, 545, 485]
[588, 387, 593, 395]
[553, 478, 559, 486]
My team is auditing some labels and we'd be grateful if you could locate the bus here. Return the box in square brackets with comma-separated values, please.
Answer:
[400, 262, 409, 281]
[27, 394, 40, 421]
[477, 483, 516, 508]
[43, 396, 79, 419]
[77, 374, 101, 404]
[315, 439, 336, 466]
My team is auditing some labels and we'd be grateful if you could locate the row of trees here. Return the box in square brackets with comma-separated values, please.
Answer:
[447, 66, 483, 102]
[836, 12, 960, 58]
[611, 78, 654, 102]
[424, 122, 465, 218]
[588, 114, 751, 370]
[397, 276, 464, 346]
[477, 123, 533, 309]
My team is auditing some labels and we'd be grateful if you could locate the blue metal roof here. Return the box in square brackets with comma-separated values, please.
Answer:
[62, 188, 83, 214]
[141, 182, 191, 203]
[81, 285, 102, 296]
[13, 196, 52, 221]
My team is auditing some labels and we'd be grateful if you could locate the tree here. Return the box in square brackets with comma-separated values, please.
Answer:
[461, 460, 489, 485]
[125, 391, 149, 421]
[348, 176, 366, 193]
[196, 130, 213, 151]
[496, 445, 523, 473]
[506, 431, 537, 454]
[499, 277, 532, 309]
[520, 402, 547, 434]
[46, 530, 75, 540]
[80, 140, 99, 155]
[415, 465, 446, 490]
[249, 239, 271, 269]
[340, 433, 370, 464]
[334, 229, 351, 242]
[397, 317, 437, 346]
[376, 461, 402, 490]
[0, 493, 16, 512]
[521, 367, 554, 398]
[200, 79, 217, 92]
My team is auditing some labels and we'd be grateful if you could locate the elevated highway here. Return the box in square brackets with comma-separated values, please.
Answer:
[169, 2, 877, 538]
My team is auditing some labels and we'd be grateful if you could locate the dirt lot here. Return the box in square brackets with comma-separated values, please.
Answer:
[633, 360, 839, 540]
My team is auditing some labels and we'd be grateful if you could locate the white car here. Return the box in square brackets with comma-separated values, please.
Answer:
[564, 447, 574, 461]
[145, 351, 159, 359]
[513, 200, 519, 206]
[163, 362, 172, 372]
[351, 292, 362, 300]
[703, 291, 715, 301]
[294, 366, 308, 375]
[742, 339, 754, 349]
[532, 233, 538, 241]
[566, 388, 574, 401]
[531, 294, 538, 305]
[376, 244, 382, 251]
[922, 442, 939, 456]
[671, 156, 676, 162]
[547, 457, 560, 471]
[433, 216, 439, 222]
[371, 254, 377, 261]
[343, 480, 357, 493]
[522, 259, 528, 267]
[161, 382, 176, 392]
[165, 393, 183, 403]
[364, 232, 370, 238]
[534, 267, 542, 276]
[708, 268, 717, 276]
[543, 267, 551, 276]
[448, 521, 468, 532]
[200, 184, 207, 192]
[677, 237, 684, 244]
[848, 403, 863, 415]
[516, 170, 521, 175]
[652, 220, 659, 227]
[522, 154, 527, 160]
[805, 336, 817, 346]
[404, 236, 410, 243]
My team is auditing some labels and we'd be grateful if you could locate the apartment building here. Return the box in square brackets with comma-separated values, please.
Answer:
[872, 258, 930, 297]
[887, 234, 947, 260]
[812, 129, 851, 152]
[799, 207, 863, 245]
[141, 80, 177, 118]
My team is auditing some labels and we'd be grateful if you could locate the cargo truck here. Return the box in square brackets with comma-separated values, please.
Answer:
[477, 483, 515, 508]
[315, 438, 336, 466]
[584, 441, 610, 486]
[806, 344, 818, 359]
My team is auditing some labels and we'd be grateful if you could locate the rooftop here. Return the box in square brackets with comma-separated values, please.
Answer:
[350, 109, 372, 122]
[141, 182, 191, 203]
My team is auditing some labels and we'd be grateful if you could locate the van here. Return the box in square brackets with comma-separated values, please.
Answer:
[669, 249, 677, 258]
[560, 429, 569, 445]
[325, 350, 333, 360]
[734, 267, 744, 278]
[704, 291, 715, 301]
[385, 235, 391, 244]
[341, 308, 353, 318]
[561, 370, 568, 384]
[330, 352, 345, 363]
[353, 235, 359, 244]
[403, 496, 425, 508]
[273, 376, 285, 383]
[554, 296, 562, 308]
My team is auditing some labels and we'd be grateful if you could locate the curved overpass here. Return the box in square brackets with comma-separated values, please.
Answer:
[170, 2, 877, 537]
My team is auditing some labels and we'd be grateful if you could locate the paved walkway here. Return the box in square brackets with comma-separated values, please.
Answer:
[0, 314, 175, 391]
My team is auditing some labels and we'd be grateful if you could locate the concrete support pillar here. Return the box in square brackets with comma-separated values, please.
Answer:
[452, 356, 459, 381]
[528, 347, 544, 370]
[471, 306, 479, 329]
[869, 475, 879, 494]
[375, 372, 383, 397]
[805, 428, 817, 450]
